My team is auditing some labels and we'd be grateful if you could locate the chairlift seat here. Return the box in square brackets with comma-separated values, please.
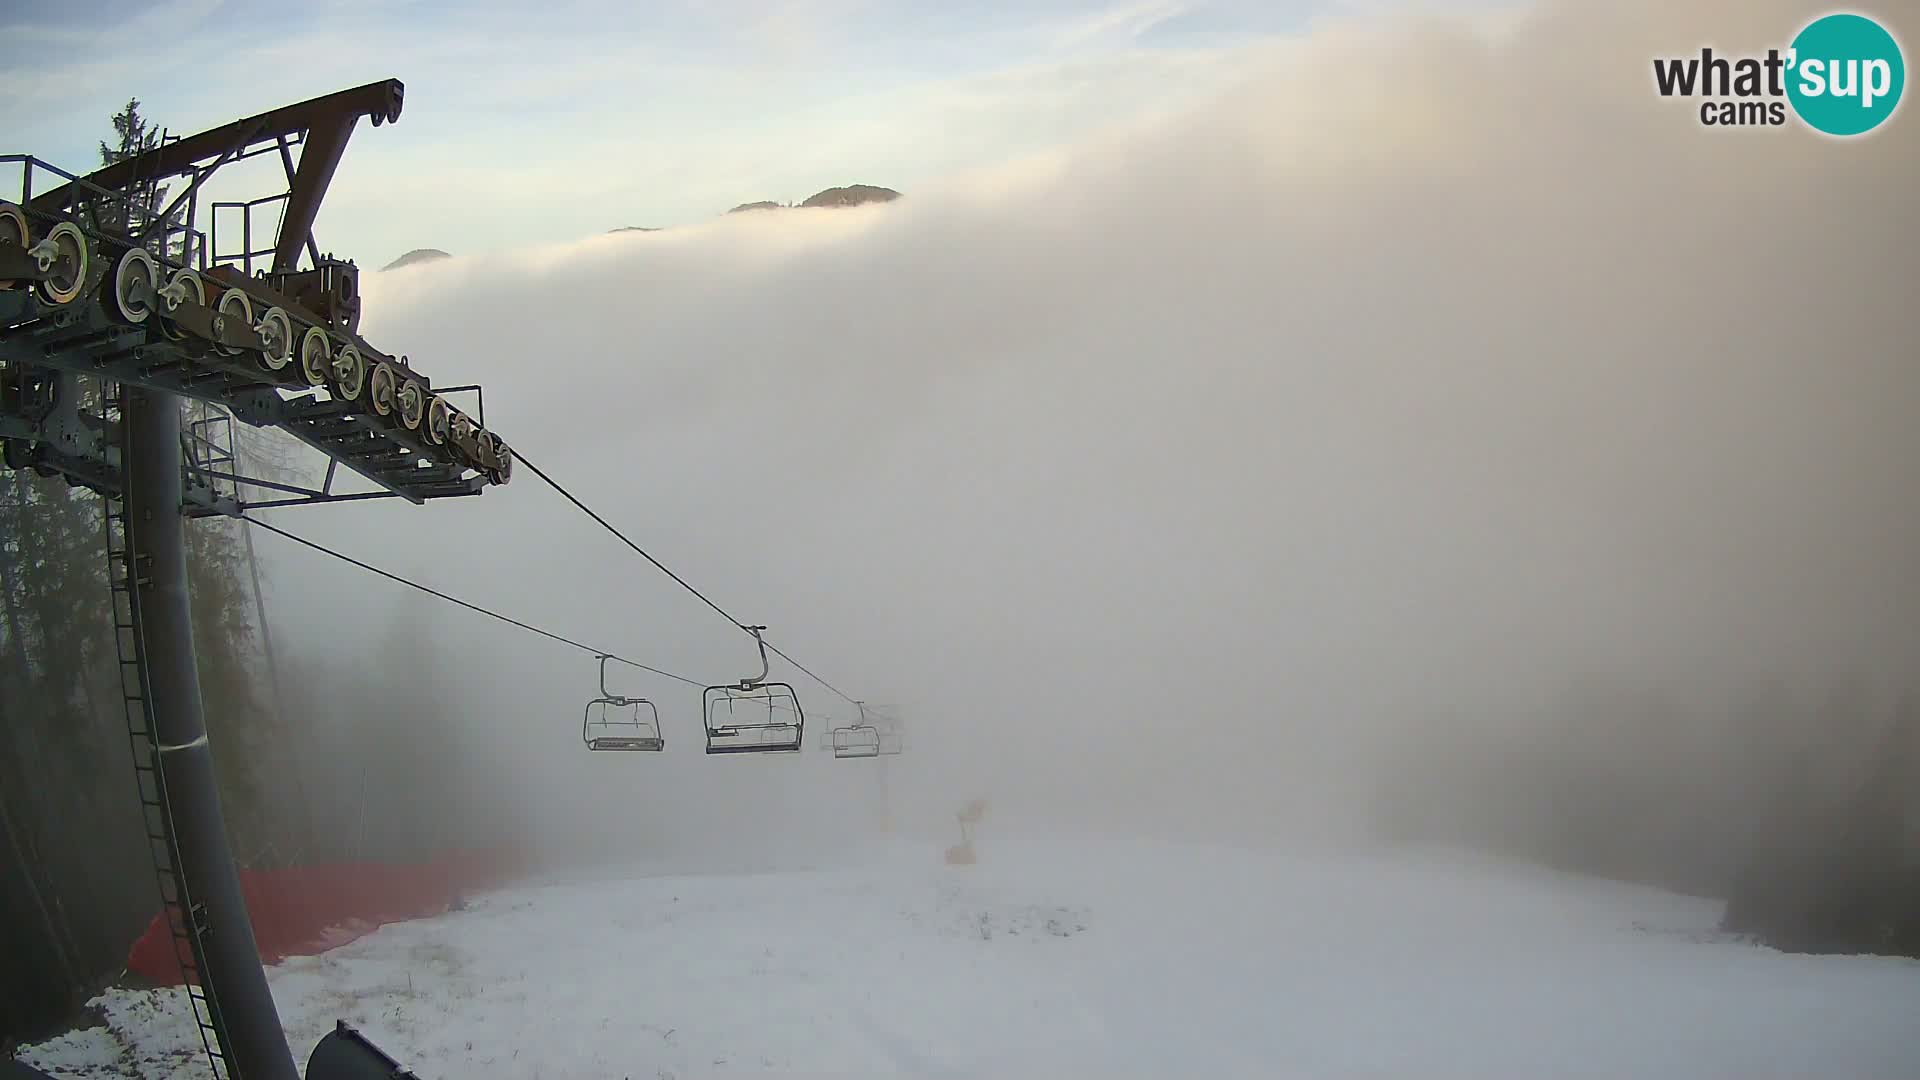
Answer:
[706, 732, 802, 754]
[704, 720, 803, 753]
[588, 735, 664, 752]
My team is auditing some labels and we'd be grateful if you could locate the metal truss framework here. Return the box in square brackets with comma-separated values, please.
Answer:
[1, 78, 511, 512]
[1, 79, 511, 1080]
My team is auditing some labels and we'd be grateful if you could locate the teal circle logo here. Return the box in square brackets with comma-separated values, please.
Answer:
[1787, 13, 1905, 136]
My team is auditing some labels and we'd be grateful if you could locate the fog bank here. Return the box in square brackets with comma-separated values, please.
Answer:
[251, 0, 1916, 872]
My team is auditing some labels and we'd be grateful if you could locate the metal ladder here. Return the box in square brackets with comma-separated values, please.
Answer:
[101, 378, 232, 1079]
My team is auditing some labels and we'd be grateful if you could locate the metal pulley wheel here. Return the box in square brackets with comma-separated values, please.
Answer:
[396, 379, 427, 430]
[299, 327, 333, 387]
[424, 395, 451, 445]
[157, 268, 205, 340]
[255, 307, 294, 371]
[111, 247, 159, 324]
[214, 287, 254, 355]
[447, 409, 483, 471]
[369, 361, 399, 416]
[491, 439, 512, 484]
[331, 344, 367, 402]
[0, 202, 28, 290]
[33, 223, 90, 306]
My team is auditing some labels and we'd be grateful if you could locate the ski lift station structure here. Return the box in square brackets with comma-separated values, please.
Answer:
[2, 77, 513, 1080]
[2, 77, 900, 1080]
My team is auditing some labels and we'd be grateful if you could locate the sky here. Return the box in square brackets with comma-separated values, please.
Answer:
[0, 0, 1493, 269]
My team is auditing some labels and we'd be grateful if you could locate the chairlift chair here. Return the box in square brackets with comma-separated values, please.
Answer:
[703, 626, 804, 754]
[832, 725, 881, 758]
[582, 655, 664, 752]
[829, 701, 883, 759]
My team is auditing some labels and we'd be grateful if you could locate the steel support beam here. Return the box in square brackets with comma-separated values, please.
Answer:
[27, 80, 403, 214]
[125, 387, 297, 1080]
[271, 116, 356, 274]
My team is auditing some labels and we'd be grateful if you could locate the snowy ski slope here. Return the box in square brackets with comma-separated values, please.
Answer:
[16, 830, 1920, 1078]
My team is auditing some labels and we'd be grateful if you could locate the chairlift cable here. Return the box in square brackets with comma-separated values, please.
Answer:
[511, 449, 864, 706]
[512, 451, 748, 630]
[237, 515, 704, 688]
[764, 641, 858, 706]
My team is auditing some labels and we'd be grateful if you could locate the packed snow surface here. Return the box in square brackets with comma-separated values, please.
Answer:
[18, 832, 1920, 1078]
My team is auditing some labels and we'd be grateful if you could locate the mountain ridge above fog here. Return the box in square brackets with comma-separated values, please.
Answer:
[378, 183, 903, 269]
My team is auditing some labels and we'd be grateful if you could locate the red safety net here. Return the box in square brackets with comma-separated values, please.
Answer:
[126, 850, 523, 986]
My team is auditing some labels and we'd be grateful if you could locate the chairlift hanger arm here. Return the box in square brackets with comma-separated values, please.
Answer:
[597, 653, 620, 701]
[740, 624, 771, 687]
[592, 654, 666, 708]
